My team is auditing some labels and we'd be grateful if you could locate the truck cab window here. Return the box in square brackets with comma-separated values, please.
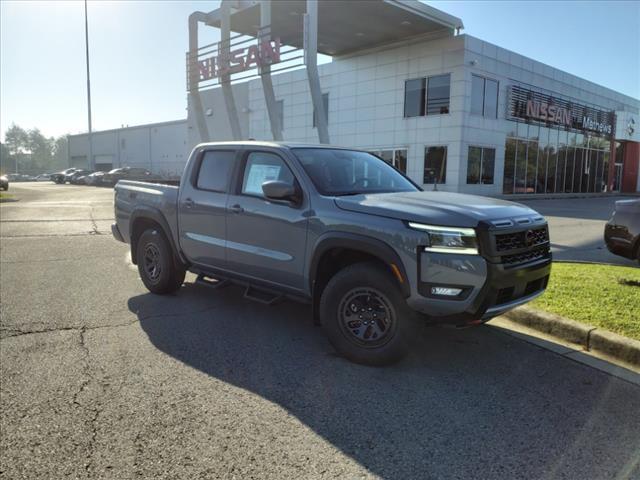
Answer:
[241, 152, 295, 197]
[196, 150, 236, 192]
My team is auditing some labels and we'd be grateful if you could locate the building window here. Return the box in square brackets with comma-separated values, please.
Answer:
[369, 148, 408, 174]
[470, 74, 498, 118]
[404, 78, 426, 117]
[426, 74, 450, 115]
[423, 146, 447, 184]
[313, 93, 329, 127]
[276, 99, 284, 130]
[404, 74, 450, 118]
[466, 146, 495, 184]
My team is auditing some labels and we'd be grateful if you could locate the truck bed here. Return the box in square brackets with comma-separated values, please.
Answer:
[113, 180, 181, 248]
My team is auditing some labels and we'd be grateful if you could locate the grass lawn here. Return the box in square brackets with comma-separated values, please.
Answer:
[531, 262, 640, 341]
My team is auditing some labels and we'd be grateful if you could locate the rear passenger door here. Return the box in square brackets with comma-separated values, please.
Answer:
[178, 149, 237, 269]
[225, 150, 309, 291]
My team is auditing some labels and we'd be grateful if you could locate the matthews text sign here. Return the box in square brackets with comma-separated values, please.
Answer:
[508, 86, 614, 136]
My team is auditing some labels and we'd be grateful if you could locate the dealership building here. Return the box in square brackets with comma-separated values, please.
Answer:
[69, 0, 640, 195]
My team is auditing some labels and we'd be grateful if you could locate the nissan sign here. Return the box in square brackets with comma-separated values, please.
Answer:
[509, 85, 614, 137]
[197, 37, 282, 82]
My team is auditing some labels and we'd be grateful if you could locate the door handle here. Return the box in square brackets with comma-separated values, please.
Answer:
[228, 204, 244, 214]
[184, 198, 195, 208]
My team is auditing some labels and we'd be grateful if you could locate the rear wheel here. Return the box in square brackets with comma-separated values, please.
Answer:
[319, 262, 417, 366]
[136, 228, 185, 294]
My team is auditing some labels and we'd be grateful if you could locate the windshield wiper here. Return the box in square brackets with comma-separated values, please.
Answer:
[334, 191, 364, 196]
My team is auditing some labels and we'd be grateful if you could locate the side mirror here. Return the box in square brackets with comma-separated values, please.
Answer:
[262, 180, 299, 202]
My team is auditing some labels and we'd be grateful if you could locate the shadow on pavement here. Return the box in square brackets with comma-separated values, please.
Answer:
[129, 282, 640, 479]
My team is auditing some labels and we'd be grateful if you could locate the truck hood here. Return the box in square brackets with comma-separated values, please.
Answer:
[334, 191, 540, 227]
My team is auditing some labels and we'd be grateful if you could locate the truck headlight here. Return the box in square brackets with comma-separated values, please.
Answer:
[408, 222, 478, 255]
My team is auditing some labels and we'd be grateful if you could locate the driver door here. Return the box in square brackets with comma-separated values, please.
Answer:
[225, 150, 309, 291]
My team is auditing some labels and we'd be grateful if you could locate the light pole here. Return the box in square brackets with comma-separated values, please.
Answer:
[84, 0, 94, 170]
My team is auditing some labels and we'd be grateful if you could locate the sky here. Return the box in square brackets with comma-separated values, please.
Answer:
[1, 0, 639, 141]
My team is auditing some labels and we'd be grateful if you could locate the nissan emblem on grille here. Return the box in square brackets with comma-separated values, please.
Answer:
[526, 229, 536, 247]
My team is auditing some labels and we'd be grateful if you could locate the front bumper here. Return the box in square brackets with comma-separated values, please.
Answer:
[407, 254, 551, 326]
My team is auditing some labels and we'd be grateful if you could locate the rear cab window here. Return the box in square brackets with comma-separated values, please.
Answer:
[196, 150, 236, 192]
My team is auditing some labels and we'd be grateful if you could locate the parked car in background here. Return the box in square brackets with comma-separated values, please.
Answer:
[604, 199, 640, 264]
[6, 173, 35, 182]
[69, 170, 94, 185]
[84, 171, 106, 186]
[101, 167, 156, 187]
[35, 174, 51, 181]
[0, 175, 8, 191]
[50, 168, 78, 184]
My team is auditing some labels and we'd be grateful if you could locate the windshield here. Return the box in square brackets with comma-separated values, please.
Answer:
[292, 148, 419, 196]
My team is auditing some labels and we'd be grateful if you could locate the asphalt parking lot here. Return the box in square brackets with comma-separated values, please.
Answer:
[519, 195, 639, 266]
[1, 183, 639, 479]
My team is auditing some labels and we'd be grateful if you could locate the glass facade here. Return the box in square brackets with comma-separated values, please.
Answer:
[503, 122, 611, 194]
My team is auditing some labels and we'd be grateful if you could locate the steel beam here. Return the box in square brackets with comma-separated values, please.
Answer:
[188, 12, 211, 143]
[304, 0, 330, 144]
[220, 1, 243, 140]
[260, 1, 283, 141]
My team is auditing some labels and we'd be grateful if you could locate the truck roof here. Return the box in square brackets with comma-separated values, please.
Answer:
[194, 141, 358, 150]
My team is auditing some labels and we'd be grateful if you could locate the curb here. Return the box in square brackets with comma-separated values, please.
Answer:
[503, 306, 640, 367]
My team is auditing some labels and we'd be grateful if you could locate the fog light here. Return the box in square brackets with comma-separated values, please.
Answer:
[431, 287, 463, 297]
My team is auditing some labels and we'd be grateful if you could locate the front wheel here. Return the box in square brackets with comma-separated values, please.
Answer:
[319, 262, 418, 366]
[136, 228, 186, 294]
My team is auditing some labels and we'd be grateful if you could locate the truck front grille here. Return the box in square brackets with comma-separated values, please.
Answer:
[495, 227, 549, 252]
[501, 246, 549, 267]
[482, 223, 551, 268]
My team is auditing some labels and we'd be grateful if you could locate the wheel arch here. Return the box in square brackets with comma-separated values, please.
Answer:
[129, 207, 186, 266]
[309, 232, 410, 300]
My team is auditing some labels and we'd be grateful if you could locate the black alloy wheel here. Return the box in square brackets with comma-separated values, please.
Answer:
[338, 287, 396, 348]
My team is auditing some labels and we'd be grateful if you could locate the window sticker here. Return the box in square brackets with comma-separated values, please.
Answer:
[244, 164, 282, 195]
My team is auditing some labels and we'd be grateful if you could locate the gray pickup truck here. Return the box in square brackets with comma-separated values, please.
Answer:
[113, 141, 551, 365]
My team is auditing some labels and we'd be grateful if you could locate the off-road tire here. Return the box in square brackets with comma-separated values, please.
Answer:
[319, 261, 418, 366]
[136, 228, 186, 294]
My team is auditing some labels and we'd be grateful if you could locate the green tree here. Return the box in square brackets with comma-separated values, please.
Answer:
[3, 124, 69, 174]
[26, 128, 54, 172]
[0, 142, 11, 174]
[52, 136, 69, 171]
[4, 124, 28, 172]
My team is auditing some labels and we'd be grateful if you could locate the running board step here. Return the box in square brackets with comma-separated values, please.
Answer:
[195, 274, 230, 290]
[243, 285, 283, 305]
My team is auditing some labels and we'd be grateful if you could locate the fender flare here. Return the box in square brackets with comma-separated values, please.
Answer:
[308, 231, 410, 297]
[128, 206, 186, 266]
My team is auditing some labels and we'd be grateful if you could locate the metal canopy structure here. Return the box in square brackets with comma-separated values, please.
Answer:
[187, 0, 463, 144]
[206, 0, 463, 56]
